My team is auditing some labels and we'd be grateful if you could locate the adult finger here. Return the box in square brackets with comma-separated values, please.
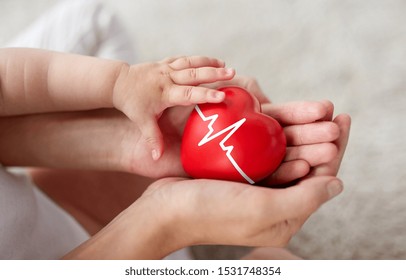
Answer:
[267, 176, 343, 222]
[319, 100, 334, 121]
[285, 143, 338, 166]
[284, 121, 340, 146]
[309, 114, 351, 176]
[260, 160, 310, 186]
[261, 101, 328, 125]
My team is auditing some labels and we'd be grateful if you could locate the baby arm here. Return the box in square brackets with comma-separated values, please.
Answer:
[0, 48, 235, 160]
[0, 48, 123, 114]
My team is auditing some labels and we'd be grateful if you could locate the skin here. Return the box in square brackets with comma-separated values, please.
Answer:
[0, 100, 340, 180]
[27, 92, 350, 260]
[0, 48, 235, 160]
[0, 48, 351, 259]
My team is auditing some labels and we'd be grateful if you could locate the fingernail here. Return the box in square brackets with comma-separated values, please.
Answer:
[212, 91, 225, 100]
[327, 179, 343, 199]
[225, 68, 234, 75]
[152, 149, 160, 161]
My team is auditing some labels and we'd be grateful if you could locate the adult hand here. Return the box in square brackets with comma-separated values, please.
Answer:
[45, 114, 349, 259]
[0, 100, 340, 184]
[29, 83, 350, 259]
[261, 100, 341, 186]
[240, 111, 351, 259]
[142, 112, 350, 252]
[139, 177, 343, 257]
[61, 173, 342, 259]
[208, 76, 342, 186]
[0, 109, 186, 177]
[40, 112, 349, 259]
[0, 75, 346, 185]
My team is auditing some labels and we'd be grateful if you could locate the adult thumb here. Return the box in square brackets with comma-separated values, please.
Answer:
[275, 176, 344, 221]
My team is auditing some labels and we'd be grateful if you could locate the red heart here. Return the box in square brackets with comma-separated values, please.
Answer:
[181, 86, 286, 184]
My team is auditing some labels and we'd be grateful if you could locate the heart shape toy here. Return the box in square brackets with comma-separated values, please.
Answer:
[181, 86, 286, 184]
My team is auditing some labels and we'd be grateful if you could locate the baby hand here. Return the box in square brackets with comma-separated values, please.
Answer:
[113, 56, 235, 160]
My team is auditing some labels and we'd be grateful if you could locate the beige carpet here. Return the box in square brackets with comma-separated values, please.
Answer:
[1, 0, 405, 259]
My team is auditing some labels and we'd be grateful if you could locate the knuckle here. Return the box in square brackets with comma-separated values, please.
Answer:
[183, 86, 194, 102]
[144, 135, 159, 146]
[164, 56, 178, 63]
[160, 69, 171, 78]
[189, 68, 198, 79]
[183, 57, 193, 68]
[296, 125, 305, 145]
[141, 128, 163, 147]
[326, 122, 340, 140]
[163, 85, 179, 106]
[159, 64, 172, 78]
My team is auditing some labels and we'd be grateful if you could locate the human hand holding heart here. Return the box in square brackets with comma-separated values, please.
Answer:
[181, 87, 286, 184]
[99, 76, 340, 186]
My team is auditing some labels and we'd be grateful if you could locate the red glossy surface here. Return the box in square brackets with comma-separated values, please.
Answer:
[181, 86, 286, 184]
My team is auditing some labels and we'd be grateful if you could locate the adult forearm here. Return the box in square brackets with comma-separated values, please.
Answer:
[62, 196, 180, 260]
[0, 110, 130, 169]
[0, 48, 126, 116]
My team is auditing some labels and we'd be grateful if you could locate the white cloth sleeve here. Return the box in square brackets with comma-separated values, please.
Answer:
[5, 0, 136, 63]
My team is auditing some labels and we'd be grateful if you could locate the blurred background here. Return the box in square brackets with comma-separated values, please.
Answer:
[1, 0, 405, 259]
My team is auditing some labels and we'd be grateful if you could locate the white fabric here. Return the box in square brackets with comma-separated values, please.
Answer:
[0, 166, 89, 259]
[5, 0, 136, 63]
[1, 0, 133, 259]
[164, 247, 193, 260]
[1, 0, 192, 260]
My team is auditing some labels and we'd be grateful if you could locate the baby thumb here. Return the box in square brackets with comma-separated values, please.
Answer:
[140, 120, 164, 161]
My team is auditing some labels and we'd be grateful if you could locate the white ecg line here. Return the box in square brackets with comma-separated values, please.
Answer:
[194, 105, 255, 184]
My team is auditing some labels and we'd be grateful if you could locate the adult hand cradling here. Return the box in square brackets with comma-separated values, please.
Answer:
[0, 48, 350, 259]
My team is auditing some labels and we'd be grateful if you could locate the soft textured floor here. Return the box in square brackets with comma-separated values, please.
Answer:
[1, 0, 405, 259]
